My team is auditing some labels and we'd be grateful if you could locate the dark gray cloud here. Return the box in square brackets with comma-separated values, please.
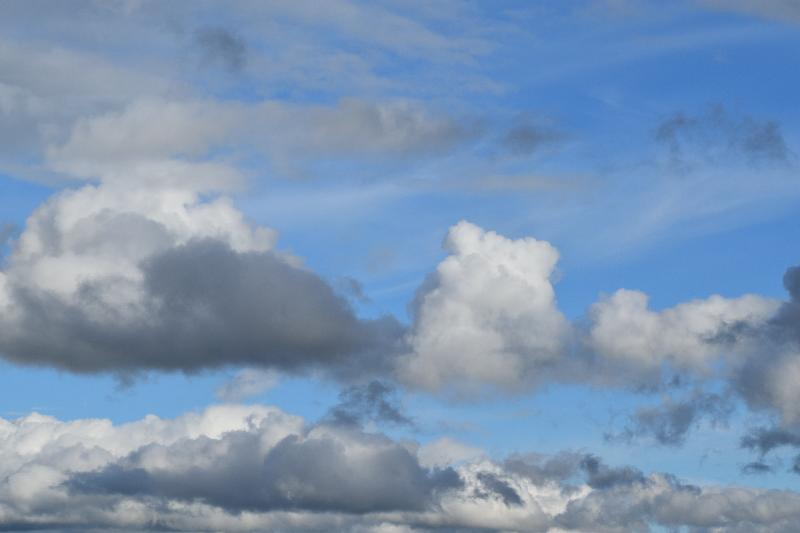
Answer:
[655, 105, 791, 168]
[69, 427, 461, 514]
[0, 238, 404, 377]
[741, 426, 800, 456]
[323, 380, 412, 428]
[608, 391, 733, 446]
[194, 26, 247, 72]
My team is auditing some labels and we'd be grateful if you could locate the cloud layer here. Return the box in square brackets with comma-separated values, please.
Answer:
[0, 404, 798, 532]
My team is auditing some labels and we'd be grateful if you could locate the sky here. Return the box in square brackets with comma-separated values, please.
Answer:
[0, 0, 800, 531]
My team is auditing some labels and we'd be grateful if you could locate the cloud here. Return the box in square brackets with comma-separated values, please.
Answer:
[323, 381, 412, 428]
[585, 288, 778, 385]
[726, 266, 800, 424]
[0, 404, 799, 531]
[216, 369, 279, 402]
[655, 105, 792, 170]
[71, 426, 461, 514]
[608, 391, 733, 446]
[0, 180, 402, 377]
[742, 426, 800, 455]
[397, 221, 569, 394]
[46, 97, 478, 183]
[193, 26, 247, 72]
[396, 220, 779, 396]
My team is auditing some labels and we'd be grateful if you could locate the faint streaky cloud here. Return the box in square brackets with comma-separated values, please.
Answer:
[216, 369, 279, 402]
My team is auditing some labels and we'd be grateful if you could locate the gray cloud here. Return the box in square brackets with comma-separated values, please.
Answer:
[655, 105, 791, 169]
[739, 425, 800, 477]
[474, 472, 523, 507]
[0, 238, 404, 377]
[579, 454, 646, 489]
[193, 26, 247, 72]
[741, 426, 800, 456]
[728, 265, 800, 423]
[608, 391, 733, 446]
[70, 427, 461, 515]
[1, 402, 800, 532]
[323, 380, 412, 428]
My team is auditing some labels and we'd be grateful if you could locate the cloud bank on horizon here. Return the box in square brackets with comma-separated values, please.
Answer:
[0, 1, 799, 531]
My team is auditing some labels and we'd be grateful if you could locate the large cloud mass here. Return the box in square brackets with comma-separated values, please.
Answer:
[0, 404, 799, 532]
[0, 180, 401, 376]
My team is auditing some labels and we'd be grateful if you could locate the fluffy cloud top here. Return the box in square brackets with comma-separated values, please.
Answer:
[398, 221, 569, 393]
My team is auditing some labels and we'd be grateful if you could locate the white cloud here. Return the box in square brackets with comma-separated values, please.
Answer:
[588, 289, 779, 379]
[397, 221, 568, 393]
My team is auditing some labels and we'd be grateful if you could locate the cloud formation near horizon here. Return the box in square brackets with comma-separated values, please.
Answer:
[0, 404, 796, 532]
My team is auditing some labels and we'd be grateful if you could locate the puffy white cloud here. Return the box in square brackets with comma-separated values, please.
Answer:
[587, 289, 779, 381]
[398, 221, 569, 393]
[396, 220, 783, 397]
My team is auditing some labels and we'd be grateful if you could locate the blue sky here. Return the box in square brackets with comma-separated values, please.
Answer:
[1, 1, 800, 531]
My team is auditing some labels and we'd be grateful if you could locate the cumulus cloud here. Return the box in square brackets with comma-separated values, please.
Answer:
[397, 221, 569, 394]
[0, 178, 402, 377]
[725, 265, 800, 424]
[586, 288, 778, 385]
[0, 404, 798, 531]
[396, 220, 780, 397]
